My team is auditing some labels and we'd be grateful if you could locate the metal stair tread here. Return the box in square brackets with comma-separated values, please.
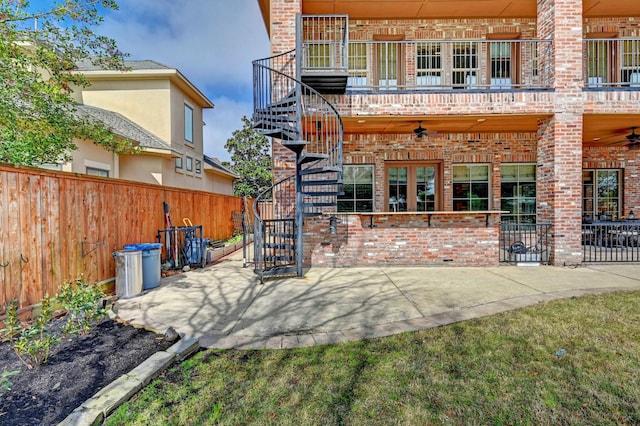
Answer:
[300, 166, 342, 175]
[302, 202, 336, 207]
[301, 179, 343, 186]
[299, 153, 328, 165]
[301, 191, 343, 196]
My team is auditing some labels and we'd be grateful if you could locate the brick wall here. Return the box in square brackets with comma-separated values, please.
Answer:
[305, 214, 501, 268]
[348, 17, 537, 40]
[264, 0, 640, 267]
[343, 132, 537, 212]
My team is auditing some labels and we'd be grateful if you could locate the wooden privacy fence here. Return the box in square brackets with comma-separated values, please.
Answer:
[0, 164, 244, 311]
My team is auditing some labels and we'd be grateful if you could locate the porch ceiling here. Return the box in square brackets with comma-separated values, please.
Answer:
[583, 114, 640, 148]
[341, 114, 545, 135]
[301, 0, 640, 19]
[258, 1, 640, 35]
[341, 114, 640, 147]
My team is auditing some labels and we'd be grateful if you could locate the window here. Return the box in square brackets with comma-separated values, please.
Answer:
[348, 42, 368, 89]
[186, 156, 193, 172]
[587, 39, 615, 86]
[195, 159, 202, 174]
[452, 42, 478, 88]
[175, 157, 183, 171]
[416, 42, 442, 88]
[490, 42, 512, 88]
[86, 167, 109, 178]
[304, 43, 331, 69]
[387, 162, 440, 212]
[583, 169, 621, 219]
[501, 164, 536, 223]
[184, 104, 193, 143]
[337, 165, 374, 212]
[372, 35, 405, 90]
[453, 164, 489, 211]
[377, 42, 399, 90]
[621, 39, 640, 86]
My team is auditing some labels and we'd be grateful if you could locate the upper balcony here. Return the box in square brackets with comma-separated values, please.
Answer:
[304, 38, 553, 93]
[299, 15, 553, 95]
[584, 38, 640, 89]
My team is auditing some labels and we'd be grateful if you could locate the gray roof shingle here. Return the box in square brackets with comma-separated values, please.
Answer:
[75, 59, 174, 71]
[75, 104, 183, 154]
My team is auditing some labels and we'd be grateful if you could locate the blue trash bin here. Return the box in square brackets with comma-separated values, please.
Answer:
[123, 243, 163, 290]
[185, 238, 204, 266]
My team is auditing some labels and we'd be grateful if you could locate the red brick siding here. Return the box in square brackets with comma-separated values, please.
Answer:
[343, 132, 537, 212]
[305, 215, 501, 267]
[264, 0, 640, 267]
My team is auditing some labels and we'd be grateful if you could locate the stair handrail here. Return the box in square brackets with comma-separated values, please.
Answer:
[252, 174, 296, 273]
[251, 49, 344, 276]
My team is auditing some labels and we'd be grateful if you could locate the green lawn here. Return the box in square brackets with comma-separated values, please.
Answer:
[107, 291, 640, 425]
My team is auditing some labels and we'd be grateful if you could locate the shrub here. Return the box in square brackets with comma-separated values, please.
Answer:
[57, 278, 107, 337]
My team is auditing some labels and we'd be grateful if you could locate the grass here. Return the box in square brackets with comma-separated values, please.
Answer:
[106, 291, 640, 425]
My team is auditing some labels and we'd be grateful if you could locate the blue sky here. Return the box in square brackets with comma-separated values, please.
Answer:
[99, 0, 270, 161]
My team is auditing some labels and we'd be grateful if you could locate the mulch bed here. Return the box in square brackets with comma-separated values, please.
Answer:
[0, 317, 176, 426]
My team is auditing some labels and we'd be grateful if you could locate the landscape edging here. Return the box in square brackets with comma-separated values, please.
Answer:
[58, 336, 200, 426]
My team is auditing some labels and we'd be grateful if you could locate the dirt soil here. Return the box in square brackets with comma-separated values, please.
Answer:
[0, 317, 176, 426]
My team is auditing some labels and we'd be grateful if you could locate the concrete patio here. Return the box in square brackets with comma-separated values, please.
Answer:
[115, 250, 640, 350]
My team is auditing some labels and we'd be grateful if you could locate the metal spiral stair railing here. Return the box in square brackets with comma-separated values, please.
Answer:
[251, 49, 344, 281]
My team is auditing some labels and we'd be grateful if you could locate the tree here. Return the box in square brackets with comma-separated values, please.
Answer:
[0, 0, 136, 165]
[225, 116, 272, 198]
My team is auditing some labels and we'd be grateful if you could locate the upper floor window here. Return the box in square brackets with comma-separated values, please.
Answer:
[622, 39, 640, 86]
[416, 42, 442, 88]
[337, 165, 374, 212]
[490, 42, 517, 88]
[304, 43, 331, 69]
[175, 157, 183, 171]
[452, 42, 479, 89]
[348, 42, 368, 89]
[86, 167, 109, 178]
[195, 159, 202, 174]
[453, 164, 489, 211]
[184, 104, 193, 144]
[186, 156, 193, 172]
[587, 39, 614, 86]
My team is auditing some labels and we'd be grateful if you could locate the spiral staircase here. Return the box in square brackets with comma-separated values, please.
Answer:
[251, 49, 344, 282]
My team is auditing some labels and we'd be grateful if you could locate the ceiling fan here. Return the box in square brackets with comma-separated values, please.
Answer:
[413, 121, 428, 138]
[625, 127, 640, 148]
[604, 127, 640, 148]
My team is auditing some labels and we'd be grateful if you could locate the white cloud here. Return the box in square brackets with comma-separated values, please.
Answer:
[204, 97, 253, 162]
[103, 0, 269, 90]
[99, 0, 270, 161]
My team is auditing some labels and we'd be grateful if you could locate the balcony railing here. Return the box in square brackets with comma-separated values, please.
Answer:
[584, 38, 640, 89]
[301, 39, 553, 91]
[299, 15, 349, 76]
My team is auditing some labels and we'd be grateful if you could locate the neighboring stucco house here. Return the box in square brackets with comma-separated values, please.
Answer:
[65, 60, 235, 193]
[250, 0, 640, 279]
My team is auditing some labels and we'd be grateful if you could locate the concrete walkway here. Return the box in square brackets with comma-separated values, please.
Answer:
[115, 251, 640, 350]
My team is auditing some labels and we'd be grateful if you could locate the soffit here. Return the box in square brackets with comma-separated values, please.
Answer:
[302, 1, 640, 19]
[259, 1, 640, 34]
[341, 113, 640, 147]
[341, 114, 543, 135]
[583, 114, 640, 147]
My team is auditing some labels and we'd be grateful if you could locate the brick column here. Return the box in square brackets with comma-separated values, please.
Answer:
[268, 0, 302, 183]
[536, 0, 584, 265]
[269, 0, 301, 55]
